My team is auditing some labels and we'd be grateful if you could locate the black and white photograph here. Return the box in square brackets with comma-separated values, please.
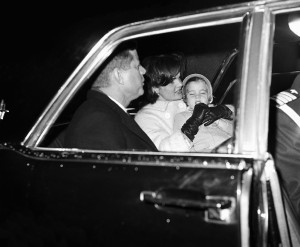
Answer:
[1, 0, 300, 246]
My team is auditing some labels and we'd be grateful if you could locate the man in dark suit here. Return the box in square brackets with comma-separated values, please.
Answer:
[64, 41, 157, 151]
[270, 73, 300, 220]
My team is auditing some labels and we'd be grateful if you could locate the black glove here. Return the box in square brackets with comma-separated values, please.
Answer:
[181, 103, 209, 141]
[203, 104, 233, 126]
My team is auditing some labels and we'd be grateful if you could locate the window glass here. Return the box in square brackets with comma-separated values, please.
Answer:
[269, 10, 300, 153]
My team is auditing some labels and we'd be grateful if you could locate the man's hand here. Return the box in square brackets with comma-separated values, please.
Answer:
[203, 104, 233, 126]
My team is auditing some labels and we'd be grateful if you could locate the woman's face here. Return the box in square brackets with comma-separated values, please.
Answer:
[185, 80, 209, 109]
[157, 73, 183, 101]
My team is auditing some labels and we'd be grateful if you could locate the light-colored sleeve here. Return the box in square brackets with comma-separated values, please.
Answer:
[173, 113, 188, 131]
[135, 113, 191, 152]
[160, 130, 193, 152]
[216, 119, 234, 135]
[215, 104, 235, 135]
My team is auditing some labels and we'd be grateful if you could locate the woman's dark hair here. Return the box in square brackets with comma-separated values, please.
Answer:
[142, 53, 186, 104]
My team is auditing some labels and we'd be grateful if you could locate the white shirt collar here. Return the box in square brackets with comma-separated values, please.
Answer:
[106, 95, 128, 113]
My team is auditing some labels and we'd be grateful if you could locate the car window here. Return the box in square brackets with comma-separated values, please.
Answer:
[38, 21, 242, 152]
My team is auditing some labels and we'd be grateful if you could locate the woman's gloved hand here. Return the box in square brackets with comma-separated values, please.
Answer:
[203, 104, 233, 126]
[181, 103, 209, 141]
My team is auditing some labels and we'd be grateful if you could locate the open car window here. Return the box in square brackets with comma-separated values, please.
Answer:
[14, 7, 244, 152]
[37, 20, 241, 153]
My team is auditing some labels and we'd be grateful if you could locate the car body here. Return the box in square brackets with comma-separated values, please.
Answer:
[1, 0, 300, 246]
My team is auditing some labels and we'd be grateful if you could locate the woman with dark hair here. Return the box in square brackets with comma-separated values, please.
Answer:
[135, 53, 209, 151]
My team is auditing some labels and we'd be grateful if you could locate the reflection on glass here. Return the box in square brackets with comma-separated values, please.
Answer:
[288, 13, 300, 37]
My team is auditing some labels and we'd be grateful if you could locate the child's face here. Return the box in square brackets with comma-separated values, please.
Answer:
[185, 80, 209, 109]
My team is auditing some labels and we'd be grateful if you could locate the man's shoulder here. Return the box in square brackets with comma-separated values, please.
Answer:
[69, 92, 123, 128]
[271, 89, 300, 107]
[271, 89, 300, 128]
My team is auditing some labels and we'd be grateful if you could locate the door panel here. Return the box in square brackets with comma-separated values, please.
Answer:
[0, 147, 250, 247]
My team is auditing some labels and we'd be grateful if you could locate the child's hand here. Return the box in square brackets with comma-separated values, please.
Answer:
[181, 103, 209, 141]
[192, 103, 209, 119]
[203, 104, 233, 126]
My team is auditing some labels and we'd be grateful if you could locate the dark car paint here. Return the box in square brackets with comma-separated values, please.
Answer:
[0, 143, 254, 246]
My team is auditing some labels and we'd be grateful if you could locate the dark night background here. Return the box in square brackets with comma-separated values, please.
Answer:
[0, 0, 247, 142]
[2, 0, 247, 55]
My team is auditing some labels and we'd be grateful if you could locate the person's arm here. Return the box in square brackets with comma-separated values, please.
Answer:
[181, 103, 209, 141]
[203, 104, 234, 126]
[216, 118, 234, 135]
[173, 113, 188, 132]
[135, 113, 191, 152]
[135, 103, 209, 152]
[154, 127, 193, 152]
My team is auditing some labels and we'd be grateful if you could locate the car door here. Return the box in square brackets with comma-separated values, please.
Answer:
[2, 1, 300, 247]
[1, 145, 253, 246]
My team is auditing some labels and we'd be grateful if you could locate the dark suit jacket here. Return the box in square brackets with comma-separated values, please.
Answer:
[64, 90, 157, 151]
[270, 89, 300, 221]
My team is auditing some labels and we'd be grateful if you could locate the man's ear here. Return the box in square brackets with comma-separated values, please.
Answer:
[113, 68, 124, 85]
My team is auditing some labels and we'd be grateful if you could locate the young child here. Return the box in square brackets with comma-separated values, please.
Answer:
[173, 73, 234, 152]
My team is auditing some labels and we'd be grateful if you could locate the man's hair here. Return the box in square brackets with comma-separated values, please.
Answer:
[92, 41, 137, 89]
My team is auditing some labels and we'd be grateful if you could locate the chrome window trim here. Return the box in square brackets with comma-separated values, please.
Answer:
[235, 8, 275, 157]
[240, 168, 253, 247]
[3, 142, 255, 169]
[265, 158, 291, 247]
[267, 0, 300, 13]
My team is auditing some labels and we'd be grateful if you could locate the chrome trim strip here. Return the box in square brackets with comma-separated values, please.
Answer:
[282, 189, 300, 246]
[259, 161, 269, 247]
[265, 158, 291, 247]
[235, 8, 274, 157]
[240, 168, 253, 247]
[2, 142, 254, 169]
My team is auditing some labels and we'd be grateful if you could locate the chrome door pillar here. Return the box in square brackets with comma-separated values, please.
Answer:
[235, 7, 274, 158]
